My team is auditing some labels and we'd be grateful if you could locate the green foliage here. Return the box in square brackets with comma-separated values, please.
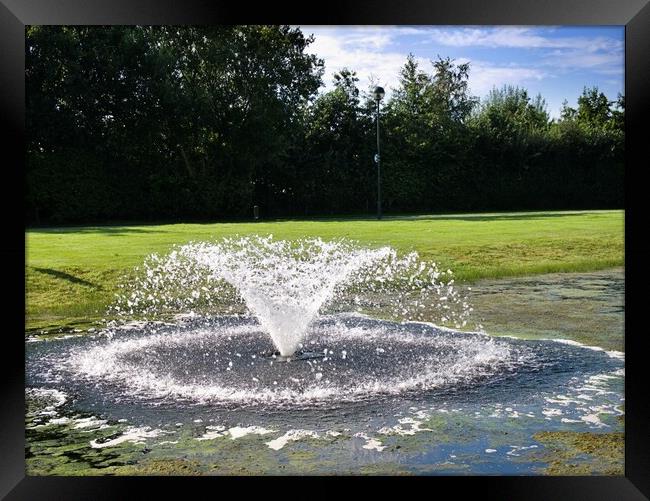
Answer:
[380, 55, 479, 212]
[467, 85, 623, 210]
[547, 87, 624, 207]
[26, 27, 623, 224]
[291, 69, 375, 214]
[26, 25, 324, 223]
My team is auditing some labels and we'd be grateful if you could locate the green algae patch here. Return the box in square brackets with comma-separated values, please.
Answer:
[114, 458, 206, 475]
[531, 431, 624, 475]
[25, 421, 152, 476]
[25, 391, 171, 476]
[467, 268, 624, 352]
[356, 462, 414, 475]
[408, 462, 471, 474]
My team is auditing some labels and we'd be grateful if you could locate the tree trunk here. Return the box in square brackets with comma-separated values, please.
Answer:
[179, 145, 195, 178]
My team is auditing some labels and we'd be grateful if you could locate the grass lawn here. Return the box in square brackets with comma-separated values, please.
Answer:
[25, 209, 624, 332]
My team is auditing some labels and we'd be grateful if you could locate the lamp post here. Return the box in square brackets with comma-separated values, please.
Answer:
[373, 86, 385, 220]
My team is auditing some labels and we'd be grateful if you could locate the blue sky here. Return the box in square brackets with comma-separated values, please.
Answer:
[297, 26, 624, 119]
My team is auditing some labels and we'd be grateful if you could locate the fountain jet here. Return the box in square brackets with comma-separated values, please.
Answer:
[113, 236, 472, 357]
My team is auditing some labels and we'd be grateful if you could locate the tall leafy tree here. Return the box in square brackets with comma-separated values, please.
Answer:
[550, 86, 623, 207]
[469, 85, 551, 208]
[299, 69, 373, 214]
[382, 55, 478, 211]
[26, 25, 323, 222]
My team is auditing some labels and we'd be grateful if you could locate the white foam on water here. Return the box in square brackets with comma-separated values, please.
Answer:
[537, 362, 624, 427]
[378, 417, 432, 436]
[580, 414, 606, 427]
[48, 417, 70, 425]
[265, 429, 320, 450]
[196, 425, 226, 441]
[73, 417, 109, 429]
[542, 408, 563, 417]
[545, 395, 583, 406]
[362, 438, 386, 452]
[354, 432, 386, 452]
[547, 338, 625, 361]
[227, 426, 276, 440]
[26, 387, 68, 409]
[506, 444, 538, 456]
[403, 320, 478, 334]
[90, 427, 165, 448]
[26, 388, 69, 423]
[196, 432, 224, 440]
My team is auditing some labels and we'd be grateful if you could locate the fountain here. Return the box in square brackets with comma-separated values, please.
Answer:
[111, 236, 473, 358]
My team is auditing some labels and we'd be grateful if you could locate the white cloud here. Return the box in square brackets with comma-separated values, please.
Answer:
[426, 27, 623, 76]
[430, 27, 556, 48]
[465, 60, 548, 97]
[426, 26, 622, 52]
[306, 30, 423, 95]
[540, 48, 624, 73]
[304, 26, 394, 50]
[303, 28, 549, 100]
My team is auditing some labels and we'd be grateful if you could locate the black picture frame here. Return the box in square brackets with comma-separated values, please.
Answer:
[3, 0, 648, 498]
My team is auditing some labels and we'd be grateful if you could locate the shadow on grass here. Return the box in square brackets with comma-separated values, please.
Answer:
[388, 211, 605, 222]
[277, 211, 604, 223]
[26, 210, 616, 230]
[32, 267, 102, 289]
[28, 226, 168, 236]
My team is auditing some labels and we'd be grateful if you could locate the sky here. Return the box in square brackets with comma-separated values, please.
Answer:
[296, 26, 624, 119]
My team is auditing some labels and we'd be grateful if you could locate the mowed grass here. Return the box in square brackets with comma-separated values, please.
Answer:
[25, 210, 624, 331]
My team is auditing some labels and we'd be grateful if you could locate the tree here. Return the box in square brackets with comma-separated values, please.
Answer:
[381, 55, 478, 211]
[610, 93, 625, 131]
[381, 55, 434, 210]
[576, 86, 612, 128]
[549, 86, 624, 208]
[26, 25, 324, 222]
[299, 69, 373, 214]
[469, 85, 551, 208]
[429, 56, 477, 125]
